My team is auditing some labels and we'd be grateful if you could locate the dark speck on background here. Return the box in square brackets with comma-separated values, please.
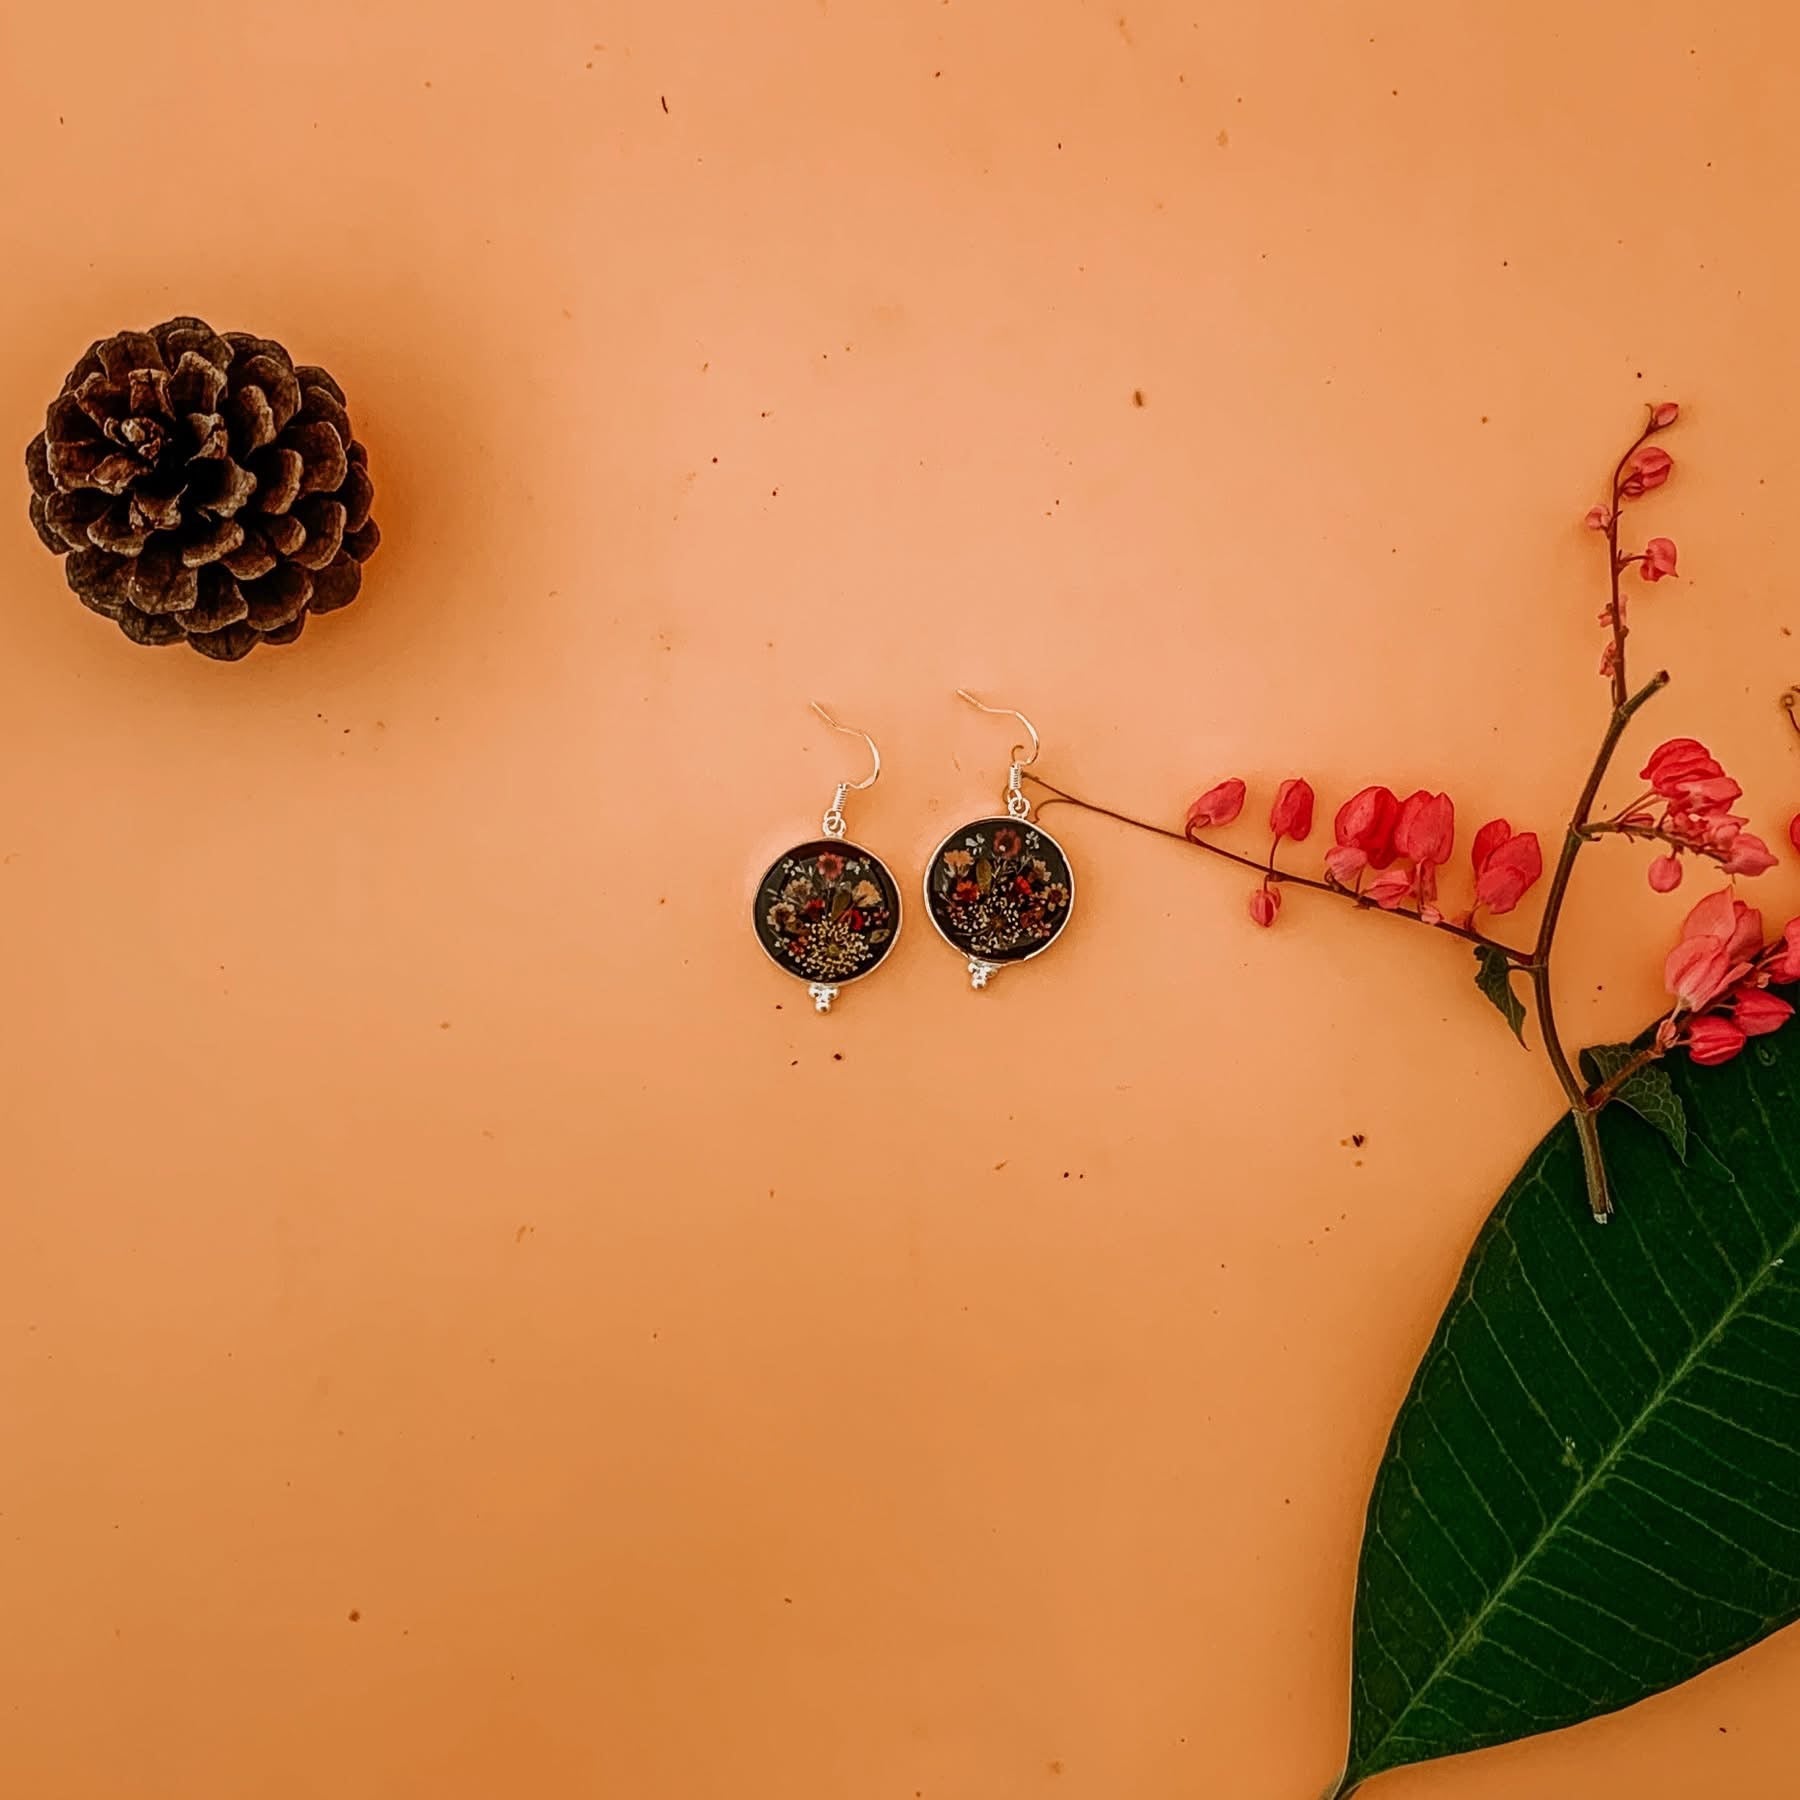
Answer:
[1131, 389, 1145, 407]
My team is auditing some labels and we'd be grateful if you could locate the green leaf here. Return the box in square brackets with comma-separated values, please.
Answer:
[1473, 944, 1527, 1044]
[1581, 1042, 1689, 1163]
[1335, 1015, 1800, 1795]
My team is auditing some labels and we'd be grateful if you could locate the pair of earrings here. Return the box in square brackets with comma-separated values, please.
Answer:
[752, 691, 1077, 1011]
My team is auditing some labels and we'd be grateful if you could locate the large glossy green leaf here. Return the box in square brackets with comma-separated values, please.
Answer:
[1334, 1020, 1800, 1795]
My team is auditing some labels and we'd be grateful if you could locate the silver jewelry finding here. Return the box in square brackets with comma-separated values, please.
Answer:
[751, 704, 902, 1012]
[925, 691, 1076, 990]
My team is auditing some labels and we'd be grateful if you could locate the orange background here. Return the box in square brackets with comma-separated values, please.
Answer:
[3, 3, 1798, 1796]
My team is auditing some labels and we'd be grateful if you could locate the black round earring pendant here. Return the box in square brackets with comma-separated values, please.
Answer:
[923, 813, 1075, 988]
[753, 838, 904, 1011]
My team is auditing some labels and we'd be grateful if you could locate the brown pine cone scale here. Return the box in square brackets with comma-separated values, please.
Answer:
[25, 318, 377, 659]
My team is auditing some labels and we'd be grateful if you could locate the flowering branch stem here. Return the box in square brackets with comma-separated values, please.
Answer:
[1529, 669, 1672, 1221]
[1024, 777, 1530, 960]
[1603, 418, 1657, 708]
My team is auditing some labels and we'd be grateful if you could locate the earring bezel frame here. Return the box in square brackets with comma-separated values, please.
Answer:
[752, 835, 906, 999]
[921, 811, 1077, 979]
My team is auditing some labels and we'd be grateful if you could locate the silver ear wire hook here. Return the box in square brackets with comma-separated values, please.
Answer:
[811, 701, 880, 839]
[953, 689, 1040, 766]
[954, 688, 1039, 819]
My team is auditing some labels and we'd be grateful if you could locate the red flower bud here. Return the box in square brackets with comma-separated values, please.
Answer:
[1186, 778, 1246, 835]
[1642, 738, 1716, 785]
[1686, 1014, 1748, 1066]
[1639, 537, 1678, 582]
[1618, 445, 1674, 498]
[1650, 401, 1681, 429]
[1470, 821, 1543, 915]
[1364, 867, 1415, 911]
[1734, 986, 1794, 1038]
[1395, 791, 1455, 869]
[1766, 918, 1800, 984]
[1665, 889, 1764, 1011]
[1720, 832, 1778, 877]
[1269, 777, 1315, 844]
[1471, 819, 1511, 871]
[1790, 813, 1800, 856]
[1333, 785, 1401, 869]
[1584, 504, 1612, 531]
[1247, 886, 1280, 928]
[1647, 853, 1683, 893]
[1640, 739, 1741, 812]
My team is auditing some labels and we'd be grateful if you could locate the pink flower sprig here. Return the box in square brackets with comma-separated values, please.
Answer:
[1068, 769, 1530, 957]
[1024, 403, 1795, 1223]
[1245, 778, 1316, 926]
[1371, 791, 1458, 920]
[1327, 789, 1544, 922]
[1585, 736, 1779, 888]
[1590, 402, 1680, 697]
[1181, 776, 1543, 939]
[1654, 889, 1800, 1067]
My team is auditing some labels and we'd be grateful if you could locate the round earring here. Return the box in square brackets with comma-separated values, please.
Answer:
[924, 690, 1075, 989]
[752, 703, 904, 1013]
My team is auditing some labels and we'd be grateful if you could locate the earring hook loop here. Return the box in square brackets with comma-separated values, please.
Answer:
[810, 701, 881, 791]
[953, 688, 1041, 769]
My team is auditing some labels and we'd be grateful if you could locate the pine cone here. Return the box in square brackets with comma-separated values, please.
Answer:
[24, 318, 378, 659]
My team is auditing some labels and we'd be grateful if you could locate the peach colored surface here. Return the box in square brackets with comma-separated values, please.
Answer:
[4, 3, 1799, 1796]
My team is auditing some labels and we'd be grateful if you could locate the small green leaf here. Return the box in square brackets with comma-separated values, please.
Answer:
[1473, 944, 1527, 1044]
[1581, 1042, 1689, 1163]
[829, 886, 851, 921]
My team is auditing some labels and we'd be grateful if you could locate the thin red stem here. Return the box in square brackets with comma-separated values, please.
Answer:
[1586, 1041, 1669, 1109]
[1582, 819, 1728, 870]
